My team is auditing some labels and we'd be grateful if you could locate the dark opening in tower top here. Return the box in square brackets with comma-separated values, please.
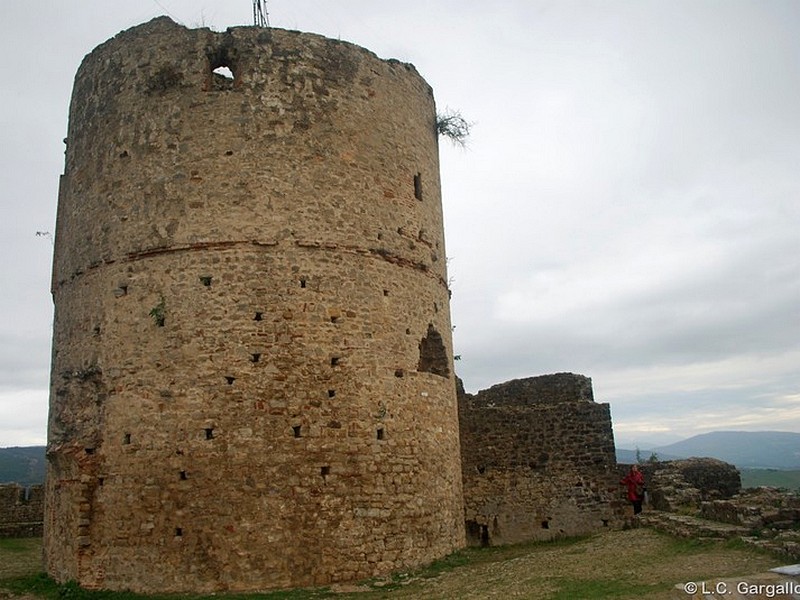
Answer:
[208, 45, 236, 90]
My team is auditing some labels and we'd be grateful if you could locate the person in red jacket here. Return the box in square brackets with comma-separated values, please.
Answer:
[621, 464, 646, 515]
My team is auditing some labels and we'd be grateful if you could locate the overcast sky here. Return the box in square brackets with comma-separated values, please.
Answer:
[1, 0, 798, 449]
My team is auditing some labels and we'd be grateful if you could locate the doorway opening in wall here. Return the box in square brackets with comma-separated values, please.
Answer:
[465, 520, 490, 547]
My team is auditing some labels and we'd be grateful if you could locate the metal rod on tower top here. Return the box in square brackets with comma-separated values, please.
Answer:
[253, 1, 270, 27]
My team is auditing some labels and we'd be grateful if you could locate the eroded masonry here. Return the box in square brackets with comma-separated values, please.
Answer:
[458, 374, 622, 546]
[46, 17, 464, 592]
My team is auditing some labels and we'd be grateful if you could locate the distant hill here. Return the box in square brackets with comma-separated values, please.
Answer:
[653, 431, 800, 469]
[0, 446, 46, 486]
[615, 448, 683, 464]
[617, 431, 800, 470]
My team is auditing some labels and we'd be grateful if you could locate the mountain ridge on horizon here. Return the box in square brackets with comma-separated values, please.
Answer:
[618, 430, 800, 470]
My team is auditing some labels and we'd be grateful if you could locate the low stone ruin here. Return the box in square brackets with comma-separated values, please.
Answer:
[0, 483, 44, 537]
[702, 487, 800, 558]
[631, 458, 800, 559]
[635, 457, 741, 512]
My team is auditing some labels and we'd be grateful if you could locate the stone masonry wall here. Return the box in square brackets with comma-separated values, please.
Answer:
[47, 17, 463, 593]
[0, 484, 44, 537]
[458, 373, 622, 546]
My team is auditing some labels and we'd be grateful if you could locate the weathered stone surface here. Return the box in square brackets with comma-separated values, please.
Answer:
[638, 511, 750, 540]
[702, 487, 800, 558]
[46, 17, 463, 593]
[634, 458, 741, 512]
[458, 373, 622, 546]
[702, 487, 800, 528]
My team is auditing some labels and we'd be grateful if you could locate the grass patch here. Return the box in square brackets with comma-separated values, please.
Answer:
[740, 468, 800, 490]
[0, 538, 38, 552]
[659, 534, 716, 555]
[1, 574, 63, 599]
[550, 578, 666, 599]
[0, 537, 42, 579]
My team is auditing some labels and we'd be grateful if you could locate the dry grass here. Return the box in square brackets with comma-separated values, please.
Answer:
[0, 538, 42, 580]
[353, 529, 780, 599]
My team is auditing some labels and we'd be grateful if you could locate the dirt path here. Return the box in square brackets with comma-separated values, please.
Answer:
[353, 529, 781, 599]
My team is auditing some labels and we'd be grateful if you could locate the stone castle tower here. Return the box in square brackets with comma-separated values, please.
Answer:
[46, 17, 464, 592]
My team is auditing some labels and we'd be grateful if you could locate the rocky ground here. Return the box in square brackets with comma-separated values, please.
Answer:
[353, 527, 781, 599]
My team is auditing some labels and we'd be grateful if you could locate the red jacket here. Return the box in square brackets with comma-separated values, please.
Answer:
[621, 469, 645, 501]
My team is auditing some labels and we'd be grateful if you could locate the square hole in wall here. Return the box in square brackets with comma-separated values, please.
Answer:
[328, 389, 336, 398]
[254, 312, 263, 321]
[292, 425, 302, 438]
[377, 427, 385, 440]
[204, 428, 214, 440]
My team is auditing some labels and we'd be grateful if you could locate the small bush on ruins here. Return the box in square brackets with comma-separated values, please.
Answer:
[436, 109, 472, 147]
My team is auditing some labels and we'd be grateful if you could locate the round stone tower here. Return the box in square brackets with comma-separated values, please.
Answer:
[45, 17, 464, 593]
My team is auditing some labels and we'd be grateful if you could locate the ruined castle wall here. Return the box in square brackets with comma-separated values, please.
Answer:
[0, 484, 44, 537]
[47, 17, 463, 592]
[458, 374, 621, 546]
